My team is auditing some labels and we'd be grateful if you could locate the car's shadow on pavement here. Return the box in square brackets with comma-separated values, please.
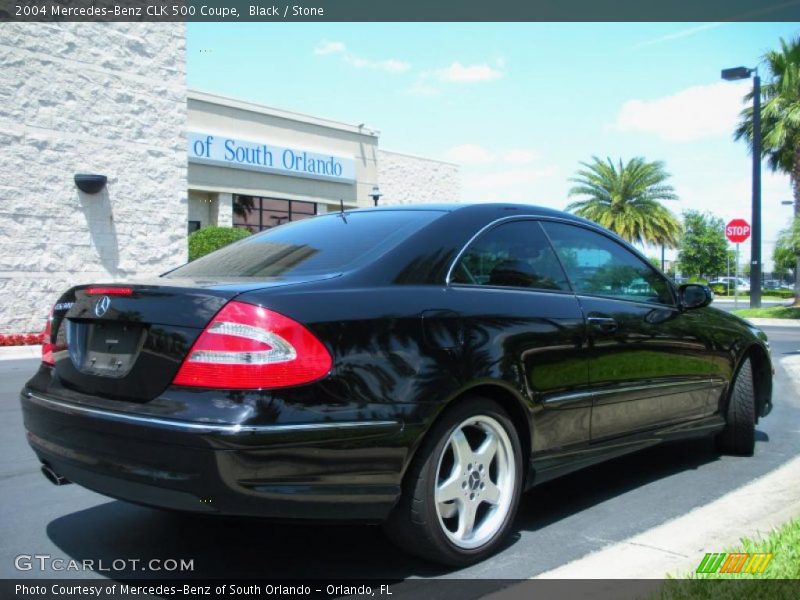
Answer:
[516, 436, 722, 535]
[45, 435, 735, 580]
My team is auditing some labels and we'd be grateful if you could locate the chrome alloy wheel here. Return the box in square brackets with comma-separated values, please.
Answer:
[434, 414, 516, 549]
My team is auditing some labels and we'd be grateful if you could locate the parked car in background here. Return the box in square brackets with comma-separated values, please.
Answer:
[20, 204, 773, 566]
[709, 277, 750, 293]
[763, 279, 795, 292]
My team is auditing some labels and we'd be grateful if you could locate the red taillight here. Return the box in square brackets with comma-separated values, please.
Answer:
[41, 309, 55, 366]
[172, 301, 332, 389]
[85, 286, 133, 296]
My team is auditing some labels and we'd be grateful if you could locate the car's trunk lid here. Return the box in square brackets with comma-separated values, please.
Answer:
[48, 275, 336, 402]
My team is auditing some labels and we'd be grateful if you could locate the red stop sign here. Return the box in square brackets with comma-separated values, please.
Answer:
[726, 219, 751, 243]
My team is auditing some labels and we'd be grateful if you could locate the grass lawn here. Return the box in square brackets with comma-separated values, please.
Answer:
[732, 306, 800, 319]
[659, 518, 800, 599]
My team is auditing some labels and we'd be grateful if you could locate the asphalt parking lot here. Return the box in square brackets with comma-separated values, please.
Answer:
[1, 324, 798, 583]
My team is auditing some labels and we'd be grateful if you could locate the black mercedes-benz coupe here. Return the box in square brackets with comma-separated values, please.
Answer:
[21, 203, 773, 566]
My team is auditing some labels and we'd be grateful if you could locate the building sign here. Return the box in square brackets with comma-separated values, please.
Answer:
[188, 132, 356, 183]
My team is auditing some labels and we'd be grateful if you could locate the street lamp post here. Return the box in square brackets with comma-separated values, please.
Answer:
[369, 185, 383, 207]
[722, 66, 762, 308]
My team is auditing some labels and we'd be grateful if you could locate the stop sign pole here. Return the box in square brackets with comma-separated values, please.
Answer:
[726, 219, 751, 309]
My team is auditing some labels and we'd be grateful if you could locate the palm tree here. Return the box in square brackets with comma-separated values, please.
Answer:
[734, 36, 800, 306]
[566, 156, 682, 248]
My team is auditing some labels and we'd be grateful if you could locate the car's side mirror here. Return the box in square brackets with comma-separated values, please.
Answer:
[679, 284, 713, 310]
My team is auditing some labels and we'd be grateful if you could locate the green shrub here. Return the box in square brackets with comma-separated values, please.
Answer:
[723, 288, 795, 299]
[710, 283, 727, 296]
[188, 226, 251, 261]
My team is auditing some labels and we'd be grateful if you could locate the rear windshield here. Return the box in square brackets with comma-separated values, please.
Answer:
[165, 210, 444, 279]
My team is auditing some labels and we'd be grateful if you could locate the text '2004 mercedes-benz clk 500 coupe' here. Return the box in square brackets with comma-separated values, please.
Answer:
[20, 204, 773, 566]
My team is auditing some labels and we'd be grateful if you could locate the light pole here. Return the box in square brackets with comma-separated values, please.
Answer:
[722, 66, 761, 308]
[369, 184, 383, 207]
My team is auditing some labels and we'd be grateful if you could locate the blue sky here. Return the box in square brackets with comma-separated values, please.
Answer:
[188, 22, 799, 269]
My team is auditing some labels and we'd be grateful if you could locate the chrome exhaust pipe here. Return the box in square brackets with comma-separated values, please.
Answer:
[41, 463, 71, 486]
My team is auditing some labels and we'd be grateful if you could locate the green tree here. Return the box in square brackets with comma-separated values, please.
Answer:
[567, 156, 682, 248]
[734, 36, 800, 305]
[677, 211, 730, 280]
[773, 217, 800, 283]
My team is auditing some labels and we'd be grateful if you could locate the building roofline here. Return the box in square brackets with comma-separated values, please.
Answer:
[379, 148, 460, 167]
[188, 89, 381, 138]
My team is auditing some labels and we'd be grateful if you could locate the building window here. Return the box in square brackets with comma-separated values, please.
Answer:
[188, 220, 201, 234]
[232, 195, 317, 233]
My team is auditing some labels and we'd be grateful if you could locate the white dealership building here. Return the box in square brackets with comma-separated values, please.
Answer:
[0, 23, 460, 334]
[186, 90, 460, 233]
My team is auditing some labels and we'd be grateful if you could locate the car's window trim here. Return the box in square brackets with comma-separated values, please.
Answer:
[446, 214, 679, 306]
[540, 220, 679, 308]
[448, 282, 577, 296]
[574, 292, 681, 311]
[444, 216, 573, 293]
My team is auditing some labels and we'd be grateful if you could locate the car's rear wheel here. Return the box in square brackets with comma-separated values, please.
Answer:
[384, 397, 523, 566]
[716, 357, 756, 456]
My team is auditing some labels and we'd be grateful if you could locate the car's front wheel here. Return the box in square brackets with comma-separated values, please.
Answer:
[384, 397, 523, 566]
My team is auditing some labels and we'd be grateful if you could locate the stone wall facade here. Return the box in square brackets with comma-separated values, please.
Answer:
[377, 150, 461, 205]
[0, 23, 187, 334]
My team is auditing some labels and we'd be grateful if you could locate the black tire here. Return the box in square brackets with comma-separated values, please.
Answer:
[383, 397, 524, 566]
[716, 357, 756, 456]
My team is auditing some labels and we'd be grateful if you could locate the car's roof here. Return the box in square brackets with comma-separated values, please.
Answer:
[350, 202, 599, 229]
[349, 202, 579, 219]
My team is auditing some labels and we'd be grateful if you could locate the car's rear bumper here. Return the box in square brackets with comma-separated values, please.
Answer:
[21, 388, 407, 521]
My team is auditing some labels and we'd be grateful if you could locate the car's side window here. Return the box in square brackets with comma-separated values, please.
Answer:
[541, 222, 675, 305]
[451, 220, 571, 291]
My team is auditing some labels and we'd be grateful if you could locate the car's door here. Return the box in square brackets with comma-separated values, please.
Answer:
[541, 221, 720, 440]
[449, 219, 591, 457]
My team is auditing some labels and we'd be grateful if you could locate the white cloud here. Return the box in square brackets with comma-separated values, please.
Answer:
[313, 40, 410, 74]
[612, 81, 751, 142]
[435, 61, 503, 83]
[469, 166, 559, 189]
[406, 80, 440, 97]
[443, 145, 541, 166]
[344, 55, 411, 74]
[314, 40, 345, 55]
[502, 148, 540, 164]
[444, 144, 494, 165]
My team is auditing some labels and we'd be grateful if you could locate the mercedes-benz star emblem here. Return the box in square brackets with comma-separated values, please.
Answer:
[94, 296, 111, 317]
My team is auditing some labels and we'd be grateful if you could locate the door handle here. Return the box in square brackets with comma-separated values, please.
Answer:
[588, 316, 619, 333]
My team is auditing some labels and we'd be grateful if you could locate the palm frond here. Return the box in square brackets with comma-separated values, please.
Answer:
[566, 155, 682, 247]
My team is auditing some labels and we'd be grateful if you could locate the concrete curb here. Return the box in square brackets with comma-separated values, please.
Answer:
[745, 318, 800, 327]
[0, 345, 41, 360]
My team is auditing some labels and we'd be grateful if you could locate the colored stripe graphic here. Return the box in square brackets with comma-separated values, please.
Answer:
[696, 553, 727, 573]
[696, 552, 774, 574]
